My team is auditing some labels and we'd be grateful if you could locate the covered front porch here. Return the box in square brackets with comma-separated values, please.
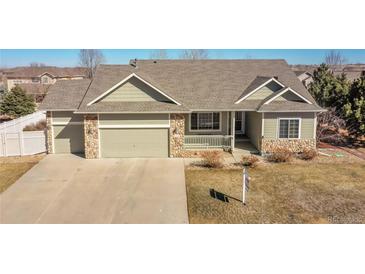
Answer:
[182, 111, 260, 154]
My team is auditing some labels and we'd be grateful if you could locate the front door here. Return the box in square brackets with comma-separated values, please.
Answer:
[235, 111, 245, 134]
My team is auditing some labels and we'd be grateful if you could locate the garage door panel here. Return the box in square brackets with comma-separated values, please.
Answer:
[54, 125, 84, 154]
[100, 128, 168, 158]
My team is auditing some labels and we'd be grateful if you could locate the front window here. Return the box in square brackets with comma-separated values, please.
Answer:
[190, 112, 220, 131]
[279, 119, 300, 138]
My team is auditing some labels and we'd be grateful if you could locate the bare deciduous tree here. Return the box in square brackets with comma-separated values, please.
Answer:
[316, 108, 347, 145]
[79, 49, 105, 78]
[325, 50, 347, 68]
[150, 49, 168, 59]
[180, 49, 209, 60]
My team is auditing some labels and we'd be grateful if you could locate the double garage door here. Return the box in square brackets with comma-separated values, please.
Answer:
[100, 128, 168, 158]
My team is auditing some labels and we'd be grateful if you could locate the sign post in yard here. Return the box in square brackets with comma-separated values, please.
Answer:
[242, 168, 249, 205]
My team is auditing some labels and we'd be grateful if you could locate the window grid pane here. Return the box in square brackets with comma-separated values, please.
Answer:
[289, 120, 299, 138]
[198, 113, 212, 129]
[213, 113, 220, 130]
[279, 120, 289, 138]
[191, 113, 198, 130]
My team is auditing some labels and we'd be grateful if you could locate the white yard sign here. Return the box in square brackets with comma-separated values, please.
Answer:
[242, 168, 249, 205]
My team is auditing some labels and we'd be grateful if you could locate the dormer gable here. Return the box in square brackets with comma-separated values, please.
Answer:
[87, 73, 180, 106]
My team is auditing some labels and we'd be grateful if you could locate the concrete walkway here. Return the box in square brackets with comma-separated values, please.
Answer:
[0, 155, 188, 224]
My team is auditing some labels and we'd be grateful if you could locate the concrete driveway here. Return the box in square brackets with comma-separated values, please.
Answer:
[0, 155, 188, 224]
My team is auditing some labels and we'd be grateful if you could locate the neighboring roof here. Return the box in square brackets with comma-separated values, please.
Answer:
[39, 79, 91, 110]
[3, 66, 87, 78]
[294, 70, 312, 77]
[291, 64, 365, 81]
[294, 70, 305, 76]
[17, 83, 52, 95]
[42, 59, 324, 113]
[258, 101, 324, 112]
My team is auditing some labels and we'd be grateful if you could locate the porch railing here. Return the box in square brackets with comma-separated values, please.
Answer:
[183, 135, 233, 149]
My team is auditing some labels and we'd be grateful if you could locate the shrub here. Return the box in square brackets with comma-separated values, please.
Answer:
[200, 151, 224, 168]
[298, 148, 317, 160]
[266, 147, 293, 163]
[241, 155, 259, 168]
[23, 120, 47, 131]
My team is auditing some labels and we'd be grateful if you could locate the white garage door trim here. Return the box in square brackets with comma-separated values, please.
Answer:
[99, 128, 169, 158]
[97, 114, 171, 158]
[51, 121, 84, 154]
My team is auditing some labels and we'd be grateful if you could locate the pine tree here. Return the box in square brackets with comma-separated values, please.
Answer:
[308, 63, 350, 108]
[343, 76, 365, 133]
[0, 86, 36, 118]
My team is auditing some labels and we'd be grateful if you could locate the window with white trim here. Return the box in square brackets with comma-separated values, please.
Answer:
[279, 119, 300, 138]
[190, 112, 220, 131]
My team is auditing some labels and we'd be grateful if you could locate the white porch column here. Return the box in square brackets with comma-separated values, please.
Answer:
[231, 111, 235, 150]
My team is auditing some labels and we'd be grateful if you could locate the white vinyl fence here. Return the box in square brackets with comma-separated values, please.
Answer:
[0, 111, 46, 133]
[0, 131, 46, 157]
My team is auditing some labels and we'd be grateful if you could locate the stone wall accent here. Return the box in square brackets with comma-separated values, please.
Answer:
[84, 114, 99, 159]
[46, 111, 53, 154]
[169, 113, 185, 157]
[261, 138, 316, 153]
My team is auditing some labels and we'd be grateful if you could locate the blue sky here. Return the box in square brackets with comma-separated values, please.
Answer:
[1, 49, 364, 68]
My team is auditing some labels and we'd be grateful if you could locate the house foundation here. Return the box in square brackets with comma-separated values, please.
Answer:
[261, 138, 316, 153]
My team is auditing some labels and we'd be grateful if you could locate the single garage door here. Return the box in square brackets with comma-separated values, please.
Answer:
[53, 124, 84, 154]
[100, 128, 168, 158]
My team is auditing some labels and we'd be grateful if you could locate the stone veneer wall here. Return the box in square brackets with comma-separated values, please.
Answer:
[84, 114, 99, 159]
[169, 114, 185, 157]
[261, 138, 316, 153]
[46, 111, 53, 154]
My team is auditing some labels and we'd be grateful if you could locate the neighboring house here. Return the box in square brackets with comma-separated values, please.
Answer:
[2, 66, 87, 94]
[294, 71, 313, 88]
[17, 83, 52, 103]
[291, 64, 365, 88]
[40, 59, 324, 159]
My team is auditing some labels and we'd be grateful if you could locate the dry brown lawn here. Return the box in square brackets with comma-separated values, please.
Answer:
[0, 154, 44, 193]
[186, 162, 365, 224]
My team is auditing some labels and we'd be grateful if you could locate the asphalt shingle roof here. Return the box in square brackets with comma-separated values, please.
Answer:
[39, 79, 91, 110]
[42, 59, 324, 113]
[3, 66, 87, 78]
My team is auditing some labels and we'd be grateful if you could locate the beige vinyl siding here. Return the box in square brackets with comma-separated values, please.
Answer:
[184, 112, 229, 135]
[263, 112, 315, 139]
[53, 124, 84, 154]
[245, 81, 282, 100]
[273, 91, 305, 102]
[245, 111, 262, 149]
[100, 128, 168, 158]
[52, 111, 83, 123]
[99, 114, 169, 126]
[100, 77, 170, 102]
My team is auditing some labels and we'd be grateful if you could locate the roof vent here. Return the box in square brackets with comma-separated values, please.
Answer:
[273, 76, 279, 80]
[129, 58, 137, 67]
